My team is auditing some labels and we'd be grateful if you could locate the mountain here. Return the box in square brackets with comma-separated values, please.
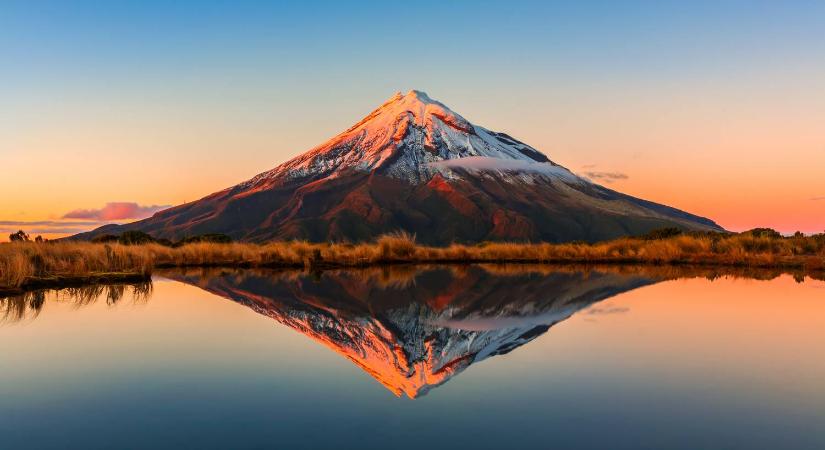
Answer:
[76, 90, 722, 244]
[167, 265, 656, 398]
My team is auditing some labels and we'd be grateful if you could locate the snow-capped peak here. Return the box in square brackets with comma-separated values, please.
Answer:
[77, 90, 723, 244]
[248, 90, 581, 185]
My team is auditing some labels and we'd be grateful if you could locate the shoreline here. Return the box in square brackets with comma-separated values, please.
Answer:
[0, 272, 151, 297]
[3, 257, 824, 297]
[2, 231, 824, 294]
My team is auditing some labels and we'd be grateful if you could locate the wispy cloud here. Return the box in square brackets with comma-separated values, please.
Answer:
[586, 305, 630, 315]
[428, 156, 578, 180]
[0, 220, 102, 227]
[0, 221, 104, 236]
[811, 196, 825, 201]
[62, 202, 169, 221]
[2, 202, 170, 240]
[582, 171, 629, 183]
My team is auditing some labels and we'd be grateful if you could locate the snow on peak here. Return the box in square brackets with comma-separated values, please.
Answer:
[248, 90, 580, 185]
[405, 89, 430, 100]
[359, 89, 472, 132]
[388, 89, 441, 106]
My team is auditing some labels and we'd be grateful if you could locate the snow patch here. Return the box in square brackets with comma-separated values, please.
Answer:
[241, 90, 576, 185]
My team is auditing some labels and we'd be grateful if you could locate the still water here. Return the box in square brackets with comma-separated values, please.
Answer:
[1, 265, 824, 449]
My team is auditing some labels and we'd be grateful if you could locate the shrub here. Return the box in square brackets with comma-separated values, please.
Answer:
[641, 227, 683, 240]
[118, 231, 156, 245]
[177, 234, 232, 245]
[745, 228, 782, 239]
[92, 234, 119, 244]
[9, 230, 29, 242]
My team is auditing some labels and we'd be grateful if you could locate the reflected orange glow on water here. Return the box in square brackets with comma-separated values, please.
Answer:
[2, 266, 823, 404]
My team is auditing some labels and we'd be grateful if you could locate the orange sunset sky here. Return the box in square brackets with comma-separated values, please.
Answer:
[2, 1, 823, 239]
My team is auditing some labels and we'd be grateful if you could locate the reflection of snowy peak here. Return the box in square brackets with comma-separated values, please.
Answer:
[171, 266, 654, 398]
[76, 90, 722, 244]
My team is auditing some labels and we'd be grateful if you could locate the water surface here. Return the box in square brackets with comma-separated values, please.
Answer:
[1, 265, 824, 449]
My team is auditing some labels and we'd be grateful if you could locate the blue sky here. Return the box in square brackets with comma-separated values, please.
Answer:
[5, 0, 823, 103]
[1, 0, 824, 235]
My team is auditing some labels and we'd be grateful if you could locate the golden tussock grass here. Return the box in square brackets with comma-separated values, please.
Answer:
[0, 241, 153, 292]
[2, 231, 825, 292]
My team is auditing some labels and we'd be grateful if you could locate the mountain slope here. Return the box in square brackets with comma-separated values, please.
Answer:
[75, 90, 722, 244]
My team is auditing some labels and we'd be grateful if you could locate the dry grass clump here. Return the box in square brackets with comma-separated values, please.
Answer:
[2, 231, 825, 292]
[0, 241, 152, 291]
[377, 231, 418, 259]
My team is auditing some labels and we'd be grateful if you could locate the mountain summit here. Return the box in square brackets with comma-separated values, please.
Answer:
[77, 90, 722, 244]
[246, 89, 557, 185]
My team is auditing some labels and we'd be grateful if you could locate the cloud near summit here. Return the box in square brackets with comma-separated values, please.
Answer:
[63, 202, 170, 221]
[582, 171, 629, 183]
[427, 156, 577, 179]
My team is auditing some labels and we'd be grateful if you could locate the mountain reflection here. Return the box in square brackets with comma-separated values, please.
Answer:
[167, 265, 655, 398]
[3, 265, 809, 398]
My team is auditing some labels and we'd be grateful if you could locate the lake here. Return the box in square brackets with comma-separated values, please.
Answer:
[1, 265, 824, 449]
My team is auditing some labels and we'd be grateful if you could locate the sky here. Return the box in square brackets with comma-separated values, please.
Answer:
[1, 0, 824, 239]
